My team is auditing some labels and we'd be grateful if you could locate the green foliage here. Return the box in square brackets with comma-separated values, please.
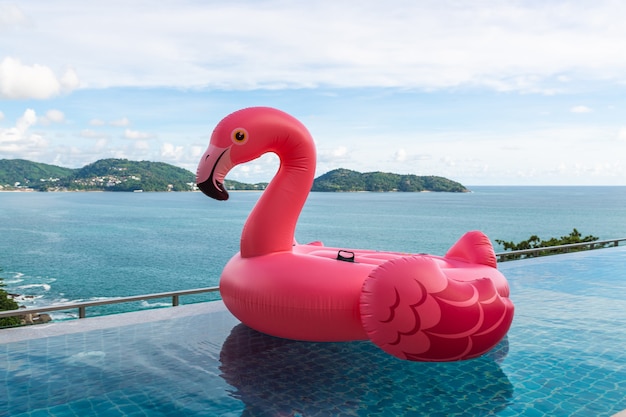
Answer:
[312, 169, 366, 191]
[311, 168, 468, 192]
[0, 158, 196, 192]
[69, 159, 196, 191]
[224, 179, 269, 191]
[0, 270, 22, 327]
[0, 159, 74, 188]
[495, 228, 607, 260]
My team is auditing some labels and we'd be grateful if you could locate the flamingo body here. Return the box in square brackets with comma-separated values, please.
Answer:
[197, 107, 514, 362]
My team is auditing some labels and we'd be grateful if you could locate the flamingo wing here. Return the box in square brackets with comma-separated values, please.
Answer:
[360, 256, 514, 362]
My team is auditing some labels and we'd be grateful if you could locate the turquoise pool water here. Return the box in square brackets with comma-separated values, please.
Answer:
[1, 247, 625, 416]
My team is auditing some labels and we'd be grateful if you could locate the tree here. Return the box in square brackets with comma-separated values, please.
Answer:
[0, 269, 21, 327]
[495, 228, 605, 259]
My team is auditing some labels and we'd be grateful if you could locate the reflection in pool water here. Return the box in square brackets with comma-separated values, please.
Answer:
[220, 323, 513, 416]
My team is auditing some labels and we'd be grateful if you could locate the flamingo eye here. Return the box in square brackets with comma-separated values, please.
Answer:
[231, 128, 249, 145]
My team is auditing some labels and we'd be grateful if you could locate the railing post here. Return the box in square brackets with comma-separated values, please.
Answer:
[79, 306, 86, 319]
[173, 295, 179, 307]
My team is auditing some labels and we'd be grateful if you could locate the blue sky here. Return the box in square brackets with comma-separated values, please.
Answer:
[1, 1, 626, 185]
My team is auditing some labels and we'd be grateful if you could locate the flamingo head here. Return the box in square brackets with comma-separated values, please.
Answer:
[196, 107, 313, 201]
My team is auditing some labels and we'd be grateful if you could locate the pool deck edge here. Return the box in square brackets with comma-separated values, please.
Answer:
[0, 300, 229, 344]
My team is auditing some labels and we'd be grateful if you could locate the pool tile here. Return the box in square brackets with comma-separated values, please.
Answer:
[1, 248, 626, 416]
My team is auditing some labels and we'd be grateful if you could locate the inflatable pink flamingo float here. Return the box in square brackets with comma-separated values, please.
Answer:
[197, 107, 514, 362]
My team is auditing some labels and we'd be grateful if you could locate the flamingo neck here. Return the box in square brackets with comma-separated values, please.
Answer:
[240, 138, 316, 258]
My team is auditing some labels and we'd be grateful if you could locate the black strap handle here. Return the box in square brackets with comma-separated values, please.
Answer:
[337, 250, 355, 262]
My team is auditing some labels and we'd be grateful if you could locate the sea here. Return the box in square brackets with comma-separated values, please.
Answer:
[1, 186, 625, 319]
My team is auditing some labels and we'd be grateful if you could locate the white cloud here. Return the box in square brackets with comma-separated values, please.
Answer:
[46, 109, 65, 123]
[0, 109, 48, 156]
[618, 128, 626, 142]
[0, 57, 79, 99]
[0, 4, 28, 30]
[318, 146, 349, 162]
[190, 145, 204, 160]
[5, 1, 626, 93]
[226, 153, 279, 182]
[331, 146, 347, 157]
[59, 66, 80, 91]
[38, 109, 65, 125]
[571, 105, 593, 113]
[89, 119, 105, 126]
[110, 117, 130, 127]
[93, 138, 108, 152]
[160, 142, 184, 160]
[80, 129, 109, 140]
[329, 124, 626, 185]
[441, 156, 456, 167]
[384, 148, 431, 166]
[134, 140, 150, 151]
[393, 149, 407, 162]
[124, 129, 152, 140]
[0, 111, 4, 121]
[16, 109, 37, 132]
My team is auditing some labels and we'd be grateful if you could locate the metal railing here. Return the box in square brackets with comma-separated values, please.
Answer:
[0, 286, 220, 321]
[494, 238, 626, 262]
[2, 238, 625, 322]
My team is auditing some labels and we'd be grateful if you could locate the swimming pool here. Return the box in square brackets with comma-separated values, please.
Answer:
[1, 247, 625, 416]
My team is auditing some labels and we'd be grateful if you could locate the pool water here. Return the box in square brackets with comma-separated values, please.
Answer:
[1, 247, 626, 416]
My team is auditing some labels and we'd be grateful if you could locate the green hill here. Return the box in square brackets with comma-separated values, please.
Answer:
[70, 159, 195, 191]
[0, 159, 74, 188]
[312, 168, 468, 192]
[0, 158, 196, 192]
[0, 160, 467, 193]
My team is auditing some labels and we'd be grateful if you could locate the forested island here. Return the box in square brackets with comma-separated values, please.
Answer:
[312, 168, 467, 192]
[0, 159, 467, 193]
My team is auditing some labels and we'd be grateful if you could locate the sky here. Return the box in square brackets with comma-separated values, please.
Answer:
[1, 1, 626, 186]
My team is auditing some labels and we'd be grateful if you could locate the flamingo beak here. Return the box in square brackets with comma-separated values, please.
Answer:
[196, 144, 234, 201]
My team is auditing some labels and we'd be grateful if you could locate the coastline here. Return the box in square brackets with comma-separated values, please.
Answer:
[0, 188, 37, 192]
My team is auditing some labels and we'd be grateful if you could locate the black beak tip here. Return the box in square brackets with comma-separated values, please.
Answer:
[197, 179, 229, 201]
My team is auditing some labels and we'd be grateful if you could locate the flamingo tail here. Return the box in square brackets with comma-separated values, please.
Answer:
[444, 230, 498, 268]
